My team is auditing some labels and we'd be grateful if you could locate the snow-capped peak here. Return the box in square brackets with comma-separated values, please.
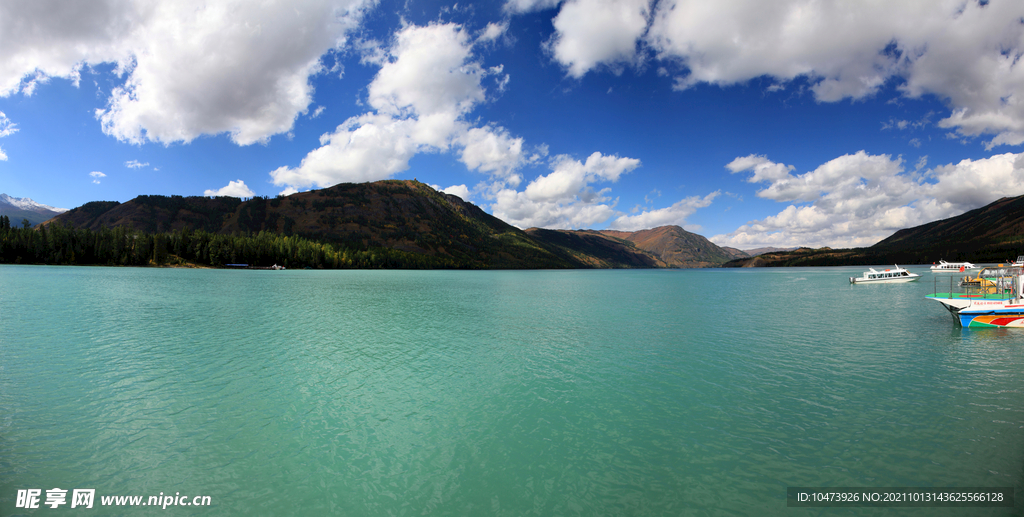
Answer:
[0, 193, 69, 213]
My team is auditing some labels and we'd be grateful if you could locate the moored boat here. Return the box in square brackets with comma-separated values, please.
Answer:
[850, 265, 920, 284]
[930, 259, 978, 272]
[927, 270, 1024, 327]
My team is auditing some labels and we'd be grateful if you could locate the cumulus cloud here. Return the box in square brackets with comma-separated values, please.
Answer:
[367, 24, 486, 119]
[271, 113, 420, 188]
[1, 0, 373, 146]
[124, 160, 149, 169]
[528, 0, 1024, 147]
[712, 151, 1024, 249]
[440, 184, 471, 200]
[547, 0, 652, 78]
[491, 152, 640, 228]
[204, 179, 256, 198]
[271, 23, 534, 193]
[458, 126, 533, 186]
[89, 171, 106, 184]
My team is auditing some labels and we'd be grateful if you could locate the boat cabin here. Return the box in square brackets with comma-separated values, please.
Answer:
[866, 269, 911, 279]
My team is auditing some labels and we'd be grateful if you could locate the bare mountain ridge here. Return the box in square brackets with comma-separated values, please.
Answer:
[525, 225, 745, 268]
[600, 226, 747, 267]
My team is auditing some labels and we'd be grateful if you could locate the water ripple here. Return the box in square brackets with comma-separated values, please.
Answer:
[1, 266, 1022, 515]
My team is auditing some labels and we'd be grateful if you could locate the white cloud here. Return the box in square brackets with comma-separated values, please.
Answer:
[270, 113, 420, 188]
[204, 179, 255, 198]
[368, 24, 485, 119]
[527, 0, 1024, 147]
[609, 191, 719, 230]
[504, 0, 562, 14]
[731, 151, 906, 203]
[479, 22, 509, 43]
[491, 152, 640, 228]
[124, 159, 149, 169]
[1, 0, 373, 146]
[458, 126, 530, 185]
[441, 184, 471, 200]
[548, 0, 652, 78]
[0, 112, 17, 139]
[271, 23, 534, 193]
[725, 155, 793, 183]
[712, 151, 1024, 249]
[0, 111, 16, 161]
[90, 171, 106, 184]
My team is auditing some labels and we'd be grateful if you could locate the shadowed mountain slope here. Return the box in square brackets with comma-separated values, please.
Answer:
[723, 195, 1024, 267]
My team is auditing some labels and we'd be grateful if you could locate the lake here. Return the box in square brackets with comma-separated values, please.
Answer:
[1, 265, 1022, 515]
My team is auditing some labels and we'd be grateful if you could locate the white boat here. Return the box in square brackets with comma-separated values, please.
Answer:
[930, 260, 977, 272]
[850, 265, 920, 284]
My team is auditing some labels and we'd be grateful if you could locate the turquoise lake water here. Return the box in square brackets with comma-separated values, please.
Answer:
[1, 264, 1023, 515]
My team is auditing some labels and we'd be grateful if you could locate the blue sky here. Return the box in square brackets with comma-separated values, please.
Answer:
[2, 0, 1024, 250]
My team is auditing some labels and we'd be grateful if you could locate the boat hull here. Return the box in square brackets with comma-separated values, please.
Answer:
[958, 309, 1024, 328]
[850, 276, 919, 284]
[927, 295, 1024, 327]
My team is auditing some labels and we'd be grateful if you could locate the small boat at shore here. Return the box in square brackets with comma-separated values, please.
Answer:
[850, 265, 920, 284]
[928, 269, 1024, 327]
[930, 260, 977, 272]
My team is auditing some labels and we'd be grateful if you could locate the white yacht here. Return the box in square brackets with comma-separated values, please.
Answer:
[850, 265, 920, 284]
[930, 260, 977, 272]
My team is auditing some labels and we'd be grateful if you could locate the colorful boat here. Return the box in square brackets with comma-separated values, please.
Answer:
[927, 269, 1024, 327]
[850, 265, 920, 284]
[930, 260, 978, 272]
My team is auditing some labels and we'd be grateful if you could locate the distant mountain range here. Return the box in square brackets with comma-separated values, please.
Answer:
[524, 226, 747, 268]
[724, 195, 1024, 267]
[0, 194, 68, 227]
[744, 247, 799, 256]
[43, 180, 744, 269]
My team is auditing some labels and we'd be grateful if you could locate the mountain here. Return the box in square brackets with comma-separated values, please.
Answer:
[43, 181, 736, 269]
[525, 225, 742, 268]
[599, 225, 741, 267]
[872, 196, 1024, 260]
[723, 195, 1024, 267]
[523, 229, 663, 268]
[0, 194, 68, 227]
[743, 247, 798, 256]
[720, 246, 751, 260]
[47, 180, 578, 269]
